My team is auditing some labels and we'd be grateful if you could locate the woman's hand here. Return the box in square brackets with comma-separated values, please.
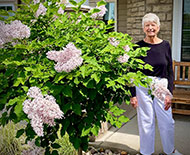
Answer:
[130, 97, 138, 109]
[164, 95, 172, 111]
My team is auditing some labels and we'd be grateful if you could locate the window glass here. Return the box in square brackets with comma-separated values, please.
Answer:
[103, 2, 115, 32]
[182, 0, 190, 61]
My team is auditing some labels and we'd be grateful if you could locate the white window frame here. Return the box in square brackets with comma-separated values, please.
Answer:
[0, 3, 15, 11]
[172, 0, 183, 61]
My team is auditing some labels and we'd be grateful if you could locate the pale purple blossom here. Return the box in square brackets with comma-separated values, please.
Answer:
[33, 0, 40, 4]
[35, 3, 47, 18]
[0, 20, 30, 47]
[27, 86, 43, 98]
[123, 45, 130, 52]
[91, 5, 107, 18]
[58, 7, 64, 14]
[117, 54, 130, 63]
[23, 87, 64, 136]
[108, 37, 120, 47]
[54, 56, 83, 72]
[46, 42, 83, 72]
[10, 20, 30, 39]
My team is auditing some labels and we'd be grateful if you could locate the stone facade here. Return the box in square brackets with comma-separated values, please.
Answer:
[89, 0, 173, 44]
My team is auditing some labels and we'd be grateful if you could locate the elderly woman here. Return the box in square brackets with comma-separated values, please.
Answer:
[130, 13, 182, 155]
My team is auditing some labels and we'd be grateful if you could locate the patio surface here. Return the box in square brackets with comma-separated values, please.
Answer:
[90, 105, 190, 155]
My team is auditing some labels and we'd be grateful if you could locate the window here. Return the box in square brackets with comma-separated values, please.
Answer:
[0, 4, 15, 19]
[103, 0, 117, 32]
[181, 0, 190, 61]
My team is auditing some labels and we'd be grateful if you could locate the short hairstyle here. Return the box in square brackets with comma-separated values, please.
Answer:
[142, 13, 160, 27]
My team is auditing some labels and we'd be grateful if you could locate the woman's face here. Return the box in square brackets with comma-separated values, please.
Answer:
[143, 21, 160, 37]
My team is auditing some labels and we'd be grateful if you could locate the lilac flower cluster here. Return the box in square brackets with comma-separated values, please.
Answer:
[91, 5, 107, 18]
[23, 87, 64, 137]
[57, 7, 65, 14]
[46, 42, 83, 72]
[123, 45, 130, 52]
[0, 20, 30, 47]
[117, 54, 130, 63]
[108, 37, 131, 63]
[108, 37, 120, 47]
[33, 0, 40, 4]
[151, 79, 173, 102]
[35, 3, 47, 18]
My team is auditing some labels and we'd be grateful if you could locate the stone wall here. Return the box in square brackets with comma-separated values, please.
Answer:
[117, 0, 127, 34]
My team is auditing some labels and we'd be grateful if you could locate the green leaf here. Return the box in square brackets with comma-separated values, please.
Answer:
[118, 115, 129, 123]
[80, 66, 86, 78]
[69, 0, 78, 6]
[53, 74, 66, 83]
[89, 89, 97, 100]
[144, 64, 153, 71]
[52, 150, 59, 155]
[72, 104, 81, 115]
[62, 85, 72, 97]
[0, 9, 9, 16]
[62, 103, 72, 113]
[35, 137, 41, 147]
[61, 120, 70, 137]
[108, 19, 115, 25]
[97, 0, 107, 7]
[73, 137, 80, 149]
[45, 147, 51, 155]
[22, 86, 28, 92]
[91, 73, 100, 84]
[78, 0, 86, 6]
[115, 121, 122, 128]
[74, 77, 80, 84]
[86, 80, 95, 88]
[91, 125, 99, 136]
[14, 102, 24, 118]
[51, 143, 61, 149]
[81, 127, 91, 137]
[135, 59, 145, 64]
[16, 129, 25, 138]
[7, 97, 19, 106]
[106, 80, 115, 88]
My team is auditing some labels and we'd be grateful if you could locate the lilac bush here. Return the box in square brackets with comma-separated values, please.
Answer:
[0, 0, 152, 154]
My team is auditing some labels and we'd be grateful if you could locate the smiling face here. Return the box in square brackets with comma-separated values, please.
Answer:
[143, 21, 160, 38]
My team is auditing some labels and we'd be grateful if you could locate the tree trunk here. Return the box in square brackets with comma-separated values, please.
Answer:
[78, 147, 82, 155]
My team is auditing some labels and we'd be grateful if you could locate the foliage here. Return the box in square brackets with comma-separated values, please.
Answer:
[55, 127, 77, 155]
[0, 121, 25, 155]
[0, 0, 152, 154]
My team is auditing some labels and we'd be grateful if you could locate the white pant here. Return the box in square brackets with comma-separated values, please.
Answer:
[136, 84, 175, 155]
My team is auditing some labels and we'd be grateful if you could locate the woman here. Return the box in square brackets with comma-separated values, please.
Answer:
[130, 13, 182, 155]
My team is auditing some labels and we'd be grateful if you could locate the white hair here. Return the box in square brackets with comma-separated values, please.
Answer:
[142, 13, 160, 27]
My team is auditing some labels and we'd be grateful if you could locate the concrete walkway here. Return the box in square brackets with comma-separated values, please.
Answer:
[90, 105, 190, 155]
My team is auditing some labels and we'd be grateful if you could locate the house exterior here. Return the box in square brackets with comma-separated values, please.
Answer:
[0, 0, 189, 61]
[89, 0, 189, 62]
